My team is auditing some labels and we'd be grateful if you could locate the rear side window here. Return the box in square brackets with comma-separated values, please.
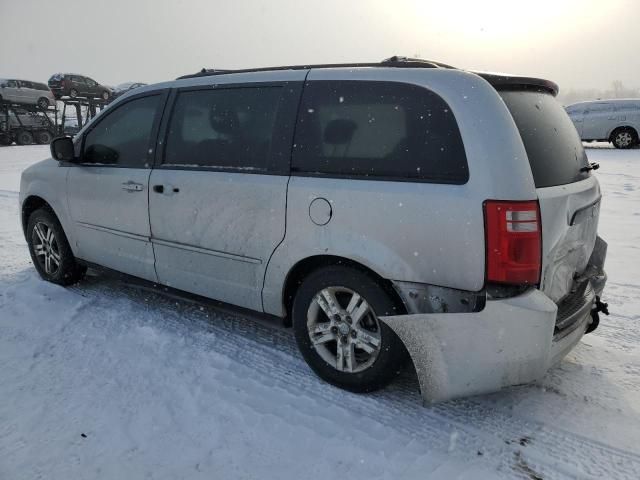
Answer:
[500, 91, 589, 188]
[292, 81, 468, 183]
[82, 94, 160, 167]
[164, 87, 282, 171]
[585, 103, 612, 114]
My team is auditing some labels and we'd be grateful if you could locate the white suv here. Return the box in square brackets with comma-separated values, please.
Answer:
[19, 58, 608, 403]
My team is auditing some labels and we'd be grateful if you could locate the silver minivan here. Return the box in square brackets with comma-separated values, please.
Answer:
[566, 99, 640, 149]
[19, 59, 608, 403]
[0, 79, 57, 109]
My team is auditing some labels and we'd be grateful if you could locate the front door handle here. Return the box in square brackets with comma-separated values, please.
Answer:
[122, 181, 144, 192]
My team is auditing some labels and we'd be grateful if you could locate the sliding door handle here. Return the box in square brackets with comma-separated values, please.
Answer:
[153, 184, 180, 195]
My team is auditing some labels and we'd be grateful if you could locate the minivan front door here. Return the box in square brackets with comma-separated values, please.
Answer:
[67, 92, 166, 281]
[148, 80, 302, 311]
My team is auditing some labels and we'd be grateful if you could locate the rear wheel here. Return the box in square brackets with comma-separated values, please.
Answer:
[292, 265, 406, 393]
[35, 130, 53, 145]
[37, 97, 50, 109]
[101, 90, 110, 100]
[611, 128, 638, 149]
[16, 130, 34, 145]
[69, 88, 79, 98]
[0, 133, 11, 146]
[27, 208, 86, 285]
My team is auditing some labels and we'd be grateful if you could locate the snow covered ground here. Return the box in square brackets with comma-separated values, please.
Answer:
[1, 144, 639, 479]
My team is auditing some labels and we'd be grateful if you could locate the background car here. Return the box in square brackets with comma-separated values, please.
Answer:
[48, 74, 112, 100]
[566, 99, 640, 149]
[112, 82, 147, 99]
[0, 79, 56, 109]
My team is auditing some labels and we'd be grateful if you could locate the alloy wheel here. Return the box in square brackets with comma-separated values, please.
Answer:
[306, 286, 382, 373]
[615, 131, 633, 148]
[32, 222, 61, 276]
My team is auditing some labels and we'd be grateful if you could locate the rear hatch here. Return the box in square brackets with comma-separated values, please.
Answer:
[499, 89, 600, 304]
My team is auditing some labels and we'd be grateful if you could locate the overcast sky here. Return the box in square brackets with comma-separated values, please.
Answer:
[1, 0, 638, 93]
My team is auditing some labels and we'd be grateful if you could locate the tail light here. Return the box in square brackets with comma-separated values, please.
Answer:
[484, 200, 541, 285]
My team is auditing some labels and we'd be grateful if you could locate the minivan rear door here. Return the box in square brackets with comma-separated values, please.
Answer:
[499, 90, 600, 303]
[148, 76, 303, 312]
[582, 102, 614, 141]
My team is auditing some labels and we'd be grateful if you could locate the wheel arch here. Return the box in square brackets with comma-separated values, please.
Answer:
[280, 255, 406, 327]
[22, 195, 56, 237]
[608, 125, 638, 141]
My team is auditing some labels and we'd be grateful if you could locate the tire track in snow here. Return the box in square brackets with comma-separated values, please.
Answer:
[64, 274, 640, 480]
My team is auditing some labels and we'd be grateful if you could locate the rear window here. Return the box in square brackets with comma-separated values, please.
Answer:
[500, 90, 589, 188]
[292, 81, 468, 184]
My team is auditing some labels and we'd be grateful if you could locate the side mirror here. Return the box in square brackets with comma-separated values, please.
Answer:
[50, 136, 76, 162]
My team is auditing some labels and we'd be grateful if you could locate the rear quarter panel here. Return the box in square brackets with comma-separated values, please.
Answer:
[262, 68, 538, 316]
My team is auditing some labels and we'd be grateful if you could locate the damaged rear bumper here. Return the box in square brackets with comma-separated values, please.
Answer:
[380, 286, 597, 404]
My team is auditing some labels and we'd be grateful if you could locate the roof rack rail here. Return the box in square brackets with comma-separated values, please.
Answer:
[176, 56, 456, 80]
[381, 56, 456, 69]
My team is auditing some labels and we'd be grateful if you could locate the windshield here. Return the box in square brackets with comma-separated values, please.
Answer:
[500, 90, 590, 188]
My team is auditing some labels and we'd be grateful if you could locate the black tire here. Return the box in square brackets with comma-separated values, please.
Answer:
[69, 88, 79, 98]
[35, 130, 53, 145]
[101, 90, 110, 100]
[292, 265, 406, 393]
[0, 133, 11, 146]
[16, 130, 34, 145]
[611, 128, 638, 149]
[27, 208, 86, 285]
[37, 97, 50, 109]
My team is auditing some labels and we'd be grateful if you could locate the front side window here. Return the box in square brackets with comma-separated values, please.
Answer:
[292, 81, 468, 183]
[7, 80, 17, 88]
[164, 87, 282, 171]
[85, 78, 97, 87]
[82, 95, 160, 167]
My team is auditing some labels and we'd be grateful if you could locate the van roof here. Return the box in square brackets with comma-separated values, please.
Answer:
[176, 56, 559, 96]
[568, 99, 640, 107]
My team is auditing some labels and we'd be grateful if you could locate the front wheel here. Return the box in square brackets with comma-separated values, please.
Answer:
[27, 208, 86, 285]
[292, 265, 406, 393]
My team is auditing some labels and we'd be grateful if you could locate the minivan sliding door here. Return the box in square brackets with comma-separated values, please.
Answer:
[149, 77, 303, 311]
